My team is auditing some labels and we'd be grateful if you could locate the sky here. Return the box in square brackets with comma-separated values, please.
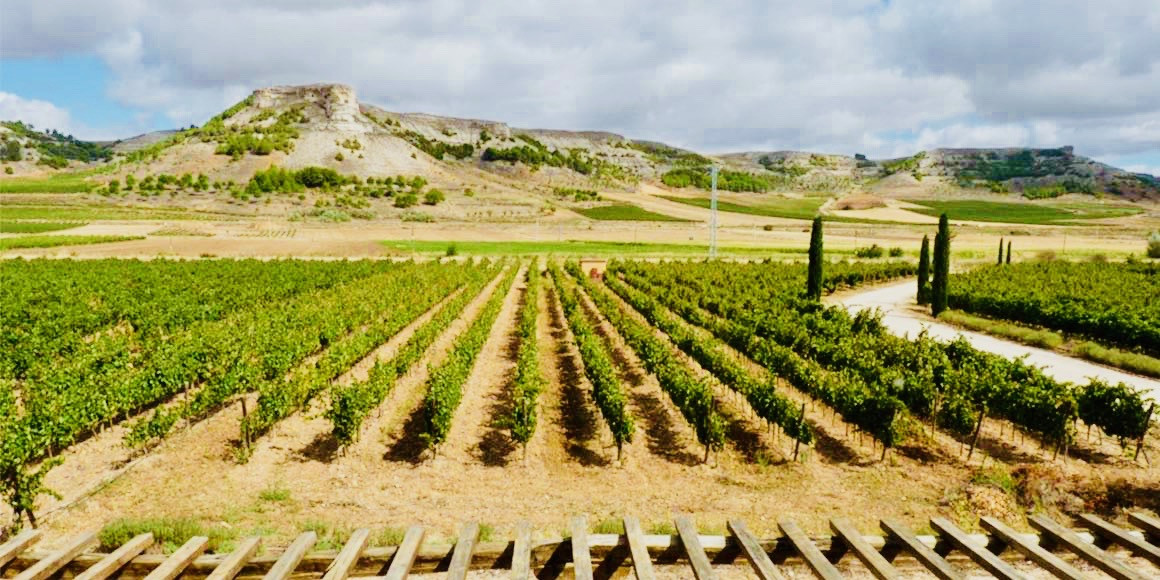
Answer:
[1, 0, 1158, 175]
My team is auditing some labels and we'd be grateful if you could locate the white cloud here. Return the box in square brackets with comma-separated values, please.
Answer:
[1122, 164, 1160, 177]
[0, 0, 1158, 161]
[0, 92, 72, 132]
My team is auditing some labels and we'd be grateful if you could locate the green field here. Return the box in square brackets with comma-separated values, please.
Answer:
[904, 199, 1143, 224]
[0, 220, 85, 233]
[0, 173, 96, 193]
[0, 235, 145, 251]
[657, 195, 915, 224]
[0, 204, 238, 221]
[571, 203, 691, 222]
[660, 195, 824, 220]
[383, 239, 822, 257]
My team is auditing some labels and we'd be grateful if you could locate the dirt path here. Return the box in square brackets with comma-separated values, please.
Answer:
[244, 287, 465, 467]
[537, 281, 608, 467]
[345, 270, 508, 463]
[574, 284, 705, 466]
[592, 278, 790, 465]
[441, 266, 526, 465]
[831, 280, 1160, 403]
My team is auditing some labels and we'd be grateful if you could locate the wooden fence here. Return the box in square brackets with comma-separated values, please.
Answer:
[2, 512, 1159, 579]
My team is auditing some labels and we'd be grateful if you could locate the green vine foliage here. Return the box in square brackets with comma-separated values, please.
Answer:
[421, 267, 519, 448]
[603, 272, 812, 445]
[566, 262, 725, 454]
[504, 268, 546, 449]
[948, 261, 1160, 357]
[328, 268, 496, 446]
[549, 265, 635, 455]
[615, 259, 1139, 449]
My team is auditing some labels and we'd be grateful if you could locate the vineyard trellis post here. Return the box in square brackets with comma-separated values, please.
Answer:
[792, 402, 805, 462]
[240, 398, 251, 451]
[967, 407, 986, 461]
[1135, 403, 1154, 463]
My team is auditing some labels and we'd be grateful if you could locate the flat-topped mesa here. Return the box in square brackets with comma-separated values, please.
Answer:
[252, 83, 361, 124]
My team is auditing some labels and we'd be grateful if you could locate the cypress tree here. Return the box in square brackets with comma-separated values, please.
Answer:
[1006, 240, 1012, 264]
[806, 216, 824, 300]
[931, 213, 951, 316]
[998, 237, 1004, 264]
[916, 235, 931, 304]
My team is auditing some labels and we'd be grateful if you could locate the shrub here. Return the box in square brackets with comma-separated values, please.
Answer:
[423, 189, 445, 205]
[1, 140, 21, 162]
[1023, 184, 1067, 199]
[445, 244, 458, 256]
[334, 152, 344, 162]
[296, 166, 345, 188]
[4, 166, 13, 175]
[313, 209, 351, 222]
[854, 244, 885, 259]
[401, 211, 434, 223]
[38, 155, 69, 169]
[888, 247, 903, 257]
[394, 193, 418, 208]
[1148, 232, 1160, 259]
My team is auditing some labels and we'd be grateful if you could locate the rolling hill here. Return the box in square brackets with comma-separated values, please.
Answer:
[1, 83, 1157, 208]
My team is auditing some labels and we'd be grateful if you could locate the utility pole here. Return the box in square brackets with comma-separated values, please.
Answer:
[710, 165, 718, 259]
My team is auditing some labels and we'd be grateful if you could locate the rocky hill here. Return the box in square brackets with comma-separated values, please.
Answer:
[1, 83, 1157, 204]
[720, 147, 1159, 201]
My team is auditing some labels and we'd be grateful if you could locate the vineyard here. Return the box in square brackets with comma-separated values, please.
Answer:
[0, 257, 1156, 547]
[948, 261, 1160, 357]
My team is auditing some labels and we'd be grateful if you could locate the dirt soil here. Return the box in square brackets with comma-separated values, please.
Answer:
[31, 272, 1157, 569]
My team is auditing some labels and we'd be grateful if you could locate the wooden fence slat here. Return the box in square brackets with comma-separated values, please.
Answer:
[778, 520, 842, 580]
[262, 533, 316, 580]
[675, 516, 717, 580]
[204, 537, 261, 580]
[14, 531, 97, 580]
[879, 519, 962, 580]
[144, 536, 209, 580]
[383, 526, 425, 580]
[510, 521, 532, 580]
[829, 518, 897, 580]
[1127, 512, 1160, 543]
[570, 515, 593, 580]
[979, 517, 1084, 580]
[0, 530, 40, 569]
[930, 517, 1026, 580]
[727, 520, 783, 580]
[623, 517, 656, 580]
[1029, 515, 1145, 580]
[446, 523, 480, 580]
[75, 534, 154, 580]
[321, 529, 370, 580]
[1080, 514, 1160, 566]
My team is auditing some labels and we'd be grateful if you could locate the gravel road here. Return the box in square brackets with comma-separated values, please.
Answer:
[833, 280, 1160, 403]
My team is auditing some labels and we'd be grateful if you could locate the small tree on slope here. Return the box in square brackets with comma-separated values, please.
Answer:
[806, 216, 824, 300]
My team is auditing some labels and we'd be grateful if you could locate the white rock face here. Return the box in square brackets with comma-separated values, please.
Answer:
[252, 84, 363, 128]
